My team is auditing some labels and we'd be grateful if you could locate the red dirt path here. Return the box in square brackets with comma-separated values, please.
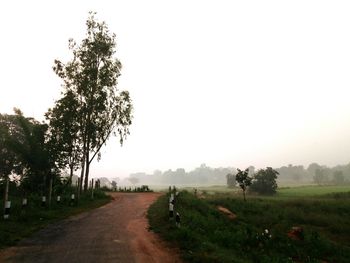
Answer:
[0, 192, 182, 263]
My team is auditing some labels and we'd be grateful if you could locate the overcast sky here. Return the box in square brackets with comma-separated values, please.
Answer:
[1, 1, 350, 178]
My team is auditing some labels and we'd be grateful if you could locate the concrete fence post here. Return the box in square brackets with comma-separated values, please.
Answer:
[22, 198, 27, 209]
[169, 202, 174, 219]
[41, 196, 46, 207]
[4, 201, 11, 219]
[176, 212, 181, 227]
[70, 194, 75, 206]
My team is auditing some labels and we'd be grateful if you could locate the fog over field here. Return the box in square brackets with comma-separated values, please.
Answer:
[1, 0, 350, 179]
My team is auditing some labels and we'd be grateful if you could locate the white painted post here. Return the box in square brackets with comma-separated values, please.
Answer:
[176, 212, 181, 227]
[57, 196, 61, 204]
[70, 194, 75, 206]
[170, 193, 175, 205]
[169, 202, 174, 219]
[41, 196, 46, 207]
[22, 198, 28, 209]
[4, 201, 11, 219]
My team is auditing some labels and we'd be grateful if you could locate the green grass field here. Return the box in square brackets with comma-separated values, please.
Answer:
[277, 185, 350, 197]
[148, 185, 350, 262]
[176, 184, 350, 198]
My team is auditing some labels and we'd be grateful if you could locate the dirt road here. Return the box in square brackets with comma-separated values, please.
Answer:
[0, 193, 182, 263]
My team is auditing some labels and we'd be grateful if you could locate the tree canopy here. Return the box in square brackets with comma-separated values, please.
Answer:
[250, 167, 279, 195]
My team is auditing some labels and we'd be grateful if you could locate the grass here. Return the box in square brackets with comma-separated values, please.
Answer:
[0, 190, 111, 248]
[148, 187, 350, 262]
[277, 185, 350, 197]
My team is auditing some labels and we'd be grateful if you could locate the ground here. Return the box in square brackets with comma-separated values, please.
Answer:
[0, 192, 182, 263]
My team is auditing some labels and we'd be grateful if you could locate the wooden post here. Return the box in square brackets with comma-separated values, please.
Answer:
[48, 177, 53, 208]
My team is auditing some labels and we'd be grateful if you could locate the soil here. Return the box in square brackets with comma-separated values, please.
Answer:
[217, 205, 237, 220]
[0, 192, 182, 263]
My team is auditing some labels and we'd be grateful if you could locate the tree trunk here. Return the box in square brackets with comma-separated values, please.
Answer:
[83, 110, 91, 192]
[69, 163, 74, 186]
[79, 158, 85, 195]
[243, 189, 246, 202]
[48, 177, 53, 208]
[77, 176, 80, 204]
[84, 152, 90, 192]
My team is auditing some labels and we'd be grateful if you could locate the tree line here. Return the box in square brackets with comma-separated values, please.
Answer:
[1, 13, 133, 208]
[128, 162, 350, 186]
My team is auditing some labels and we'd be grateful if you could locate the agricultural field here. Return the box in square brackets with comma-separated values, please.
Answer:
[148, 185, 350, 262]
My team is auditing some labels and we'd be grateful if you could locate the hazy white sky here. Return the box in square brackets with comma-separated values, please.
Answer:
[1, 1, 350, 178]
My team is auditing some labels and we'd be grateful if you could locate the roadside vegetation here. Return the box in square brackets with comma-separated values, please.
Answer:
[0, 12, 132, 233]
[0, 188, 110, 248]
[148, 185, 350, 262]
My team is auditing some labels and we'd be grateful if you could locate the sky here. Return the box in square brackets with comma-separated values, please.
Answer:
[1, 1, 350, 178]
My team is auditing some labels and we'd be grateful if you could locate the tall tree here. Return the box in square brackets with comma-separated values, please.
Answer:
[53, 12, 133, 191]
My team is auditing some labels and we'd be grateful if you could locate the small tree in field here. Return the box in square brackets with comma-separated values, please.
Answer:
[236, 168, 252, 201]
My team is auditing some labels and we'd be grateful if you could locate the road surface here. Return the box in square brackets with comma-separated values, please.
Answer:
[0, 193, 182, 263]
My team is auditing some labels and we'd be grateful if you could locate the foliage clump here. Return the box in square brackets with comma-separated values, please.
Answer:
[235, 168, 252, 201]
[250, 167, 279, 195]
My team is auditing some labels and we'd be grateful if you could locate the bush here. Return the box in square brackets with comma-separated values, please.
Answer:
[250, 167, 278, 195]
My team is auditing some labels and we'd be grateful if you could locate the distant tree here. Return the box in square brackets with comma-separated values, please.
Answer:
[226, 173, 236, 188]
[250, 167, 279, 195]
[128, 177, 139, 186]
[307, 163, 322, 177]
[333, 171, 345, 185]
[236, 168, 252, 201]
[313, 168, 328, 185]
[111, 180, 117, 191]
